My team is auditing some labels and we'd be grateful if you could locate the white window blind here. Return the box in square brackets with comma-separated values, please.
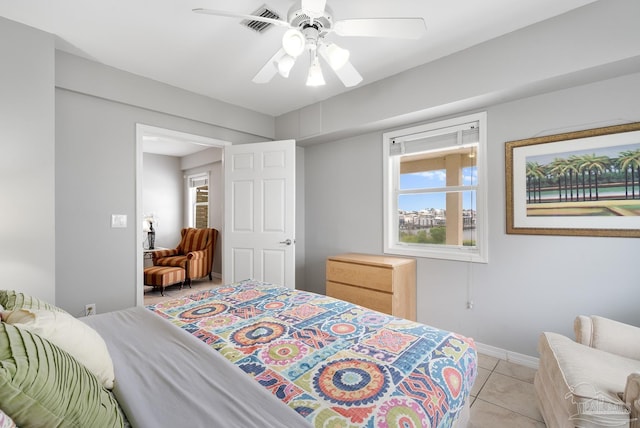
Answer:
[389, 122, 480, 157]
[189, 176, 208, 188]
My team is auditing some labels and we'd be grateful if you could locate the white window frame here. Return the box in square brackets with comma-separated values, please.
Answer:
[383, 112, 488, 263]
[187, 173, 210, 228]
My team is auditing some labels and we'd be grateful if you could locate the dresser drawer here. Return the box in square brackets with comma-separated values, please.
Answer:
[326, 260, 393, 293]
[325, 253, 416, 321]
[326, 281, 392, 315]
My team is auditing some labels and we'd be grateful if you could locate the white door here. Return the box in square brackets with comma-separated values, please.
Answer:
[223, 140, 296, 289]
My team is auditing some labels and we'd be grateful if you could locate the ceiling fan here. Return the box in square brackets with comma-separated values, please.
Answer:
[193, 0, 426, 88]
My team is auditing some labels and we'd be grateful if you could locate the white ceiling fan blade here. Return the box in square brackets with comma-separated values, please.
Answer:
[333, 18, 426, 39]
[318, 44, 362, 88]
[331, 60, 363, 87]
[193, 8, 291, 28]
[252, 49, 285, 84]
[301, 0, 327, 18]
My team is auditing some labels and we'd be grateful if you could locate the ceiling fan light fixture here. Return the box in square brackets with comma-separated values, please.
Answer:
[323, 43, 350, 71]
[282, 28, 305, 57]
[306, 56, 325, 87]
[277, 54, 296, 78]
[195, 6, 427, 89]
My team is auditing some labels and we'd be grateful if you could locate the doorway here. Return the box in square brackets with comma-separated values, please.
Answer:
[135, 124, 230, 306]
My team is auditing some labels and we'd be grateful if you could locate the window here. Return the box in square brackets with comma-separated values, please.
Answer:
[383, 112, 488, 262]
[187, 174, 209, 228]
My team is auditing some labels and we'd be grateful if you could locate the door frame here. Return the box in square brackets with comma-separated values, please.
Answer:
[135, 124, 231, 307]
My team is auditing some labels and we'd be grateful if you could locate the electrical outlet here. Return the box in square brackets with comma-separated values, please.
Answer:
[85, 303, 96, 316]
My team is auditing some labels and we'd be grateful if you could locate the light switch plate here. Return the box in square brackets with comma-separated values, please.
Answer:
[111, 214, 127, 228]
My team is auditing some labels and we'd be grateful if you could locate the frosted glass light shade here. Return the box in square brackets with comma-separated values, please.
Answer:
[306, 57, 325, 86]
[282, 29, 305, 57]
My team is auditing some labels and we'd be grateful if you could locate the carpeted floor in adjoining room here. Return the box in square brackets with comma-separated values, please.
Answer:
[143, 276, 223, 306]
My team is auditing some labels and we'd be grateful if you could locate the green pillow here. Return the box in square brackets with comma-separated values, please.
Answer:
[0, 322, 123, 427]
[0, 290, 66, 313]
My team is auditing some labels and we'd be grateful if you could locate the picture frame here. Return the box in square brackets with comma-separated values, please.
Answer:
[505, 122, 640, 237]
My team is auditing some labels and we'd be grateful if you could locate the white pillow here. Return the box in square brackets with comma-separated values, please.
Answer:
[2, 308, 115, 389]
[0, 408, 16, 428]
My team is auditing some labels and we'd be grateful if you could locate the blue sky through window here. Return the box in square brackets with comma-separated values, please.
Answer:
[399, 167, 477, 211]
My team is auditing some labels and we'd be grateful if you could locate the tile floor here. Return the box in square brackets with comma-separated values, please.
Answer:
[470, 353, 546, 427]
[145, 281, 547, 427]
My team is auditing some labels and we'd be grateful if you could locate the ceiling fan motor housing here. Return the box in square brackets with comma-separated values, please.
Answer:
[302, 26, 321, 50]
[288, 3, 333, 37]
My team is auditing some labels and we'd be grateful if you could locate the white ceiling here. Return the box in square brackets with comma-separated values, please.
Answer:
[1, 0, 598, 120]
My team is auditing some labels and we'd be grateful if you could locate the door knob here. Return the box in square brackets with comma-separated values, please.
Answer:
[279, 239, 293, 245]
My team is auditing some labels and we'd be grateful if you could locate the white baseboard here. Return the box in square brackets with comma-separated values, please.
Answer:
[475, 342, 539, 370]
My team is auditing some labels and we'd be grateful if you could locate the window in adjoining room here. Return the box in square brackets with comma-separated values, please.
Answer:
[187, 174, 209, 228]
[383, 112, 488, 263]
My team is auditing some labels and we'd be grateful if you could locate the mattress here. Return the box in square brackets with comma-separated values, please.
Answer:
[147, 279, 478, 427]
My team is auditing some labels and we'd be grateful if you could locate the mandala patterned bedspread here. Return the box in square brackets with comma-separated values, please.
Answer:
[147, 280, 477, 427]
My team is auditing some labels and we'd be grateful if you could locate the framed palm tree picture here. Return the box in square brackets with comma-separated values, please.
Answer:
[506, 122, 640, 237]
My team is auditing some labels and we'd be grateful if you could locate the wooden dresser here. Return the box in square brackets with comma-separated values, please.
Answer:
[326, 253, 416, 321]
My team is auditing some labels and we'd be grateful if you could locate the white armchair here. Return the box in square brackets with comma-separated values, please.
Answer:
[535, 315, 640, 428]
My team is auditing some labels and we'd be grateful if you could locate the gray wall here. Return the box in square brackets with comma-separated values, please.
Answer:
[295, 147, 306, 291]
[143, 153, 183, 248]
[55, 87, 266, 314]
[51, 36, 274, 316]
[52, 52, 298, 313]
[55, 52, 274, 139]
[0, 17, 55, 303]
[277, 0, 640, 145]
[303, 72, 640, 357]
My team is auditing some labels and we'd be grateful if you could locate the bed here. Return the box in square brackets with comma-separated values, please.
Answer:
[0, 280, 477, 427]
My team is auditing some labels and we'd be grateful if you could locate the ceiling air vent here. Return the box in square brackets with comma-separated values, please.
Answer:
[241, 5, 280, 33]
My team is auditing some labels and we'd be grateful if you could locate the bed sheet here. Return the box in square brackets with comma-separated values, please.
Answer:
[148, 279, 477, 427]
[83, 306, 310, 427]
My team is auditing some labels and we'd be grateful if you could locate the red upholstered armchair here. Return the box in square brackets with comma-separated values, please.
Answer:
[152, 228, 218, 285]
